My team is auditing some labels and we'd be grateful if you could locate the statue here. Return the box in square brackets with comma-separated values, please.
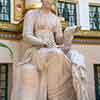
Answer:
[11, 0, 89, 100]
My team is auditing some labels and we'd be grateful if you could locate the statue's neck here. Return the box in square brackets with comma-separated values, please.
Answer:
[41, 7, 51, 15]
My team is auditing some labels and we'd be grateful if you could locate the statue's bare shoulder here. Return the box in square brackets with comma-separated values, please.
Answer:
[24, 9, 39, 18]
[50, 12, 60, 22]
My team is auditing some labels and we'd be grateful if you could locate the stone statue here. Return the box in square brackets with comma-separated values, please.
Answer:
[11, 0, 88, 100]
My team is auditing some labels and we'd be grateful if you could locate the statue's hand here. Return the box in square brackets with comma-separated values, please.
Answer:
[43, 43, 49, 48]
[32, 42, 48, 48]
[56, 44, 64, 48]
[64, 26, 80, 33]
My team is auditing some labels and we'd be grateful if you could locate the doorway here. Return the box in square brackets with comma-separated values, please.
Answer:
[94, 64, 100, 100]
[0, 64, 12, 100]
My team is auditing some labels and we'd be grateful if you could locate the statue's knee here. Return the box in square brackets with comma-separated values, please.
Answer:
[47, 48, 63, 56]
[21, 64, 40, 86]
[21, 64, 39, 78]
[21, 64, 37, 70]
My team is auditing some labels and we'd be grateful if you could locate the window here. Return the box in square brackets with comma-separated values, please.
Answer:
[89, 6, 100, 30]
[57, 2, 77, 26]
[0, 64, 8, 100]
[0, 0, 10, 22]
[94, 64, 100, 100]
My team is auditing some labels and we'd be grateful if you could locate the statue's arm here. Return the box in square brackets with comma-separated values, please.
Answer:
[23, 10, 47, 47]
[64, 26, 80, 33]
[55, 18, 64, 45]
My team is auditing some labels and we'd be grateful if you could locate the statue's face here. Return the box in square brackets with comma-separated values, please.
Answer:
[42, 0, 54, 9]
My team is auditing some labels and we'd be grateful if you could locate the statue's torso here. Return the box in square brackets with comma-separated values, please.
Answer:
[19, 10, 59, 60]
[34, 9, 58, 33]
[32, 9, 59, 47]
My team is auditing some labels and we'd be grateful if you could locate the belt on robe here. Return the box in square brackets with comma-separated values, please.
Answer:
[35, 29, 53, 34]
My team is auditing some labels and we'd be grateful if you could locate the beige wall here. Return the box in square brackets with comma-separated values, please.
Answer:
[64, 0, 100, 3]
[89, 0, 100, 3]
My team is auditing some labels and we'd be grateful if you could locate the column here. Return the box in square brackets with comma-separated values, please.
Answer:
[79, 0, 90, 30]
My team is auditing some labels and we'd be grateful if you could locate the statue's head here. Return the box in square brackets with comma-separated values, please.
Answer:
[42, 0, 55, 10]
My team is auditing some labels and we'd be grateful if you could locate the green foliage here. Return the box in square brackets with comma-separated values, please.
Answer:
[0, 42, 13, 59]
